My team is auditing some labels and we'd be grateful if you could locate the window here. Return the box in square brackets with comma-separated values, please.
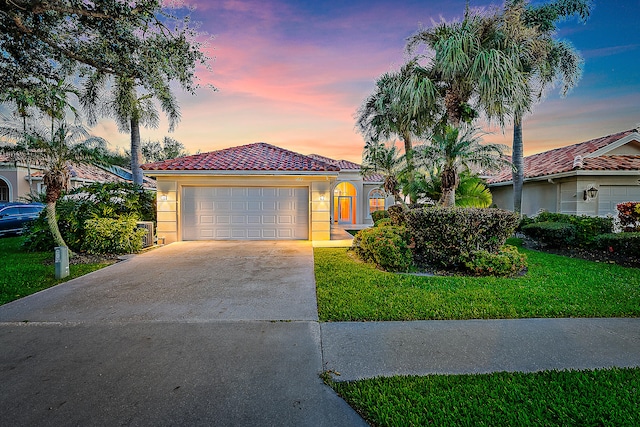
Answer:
[368, 189, 386, 215]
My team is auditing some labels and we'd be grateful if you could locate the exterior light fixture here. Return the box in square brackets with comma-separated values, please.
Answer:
[160, 194, 168, 201]
[583, 185, 598, 201]
[319, 195, 325, 201]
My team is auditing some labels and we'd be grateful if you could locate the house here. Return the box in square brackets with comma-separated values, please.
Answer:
[0, 155, 156, 202]
[141, 142, 393, 243]
[487, 128, 640, 217]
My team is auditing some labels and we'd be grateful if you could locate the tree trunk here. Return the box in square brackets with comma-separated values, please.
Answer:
[512, 113, 524, 214]
[130, 116, 143, 186]
[401, 131, 417, 204]
[46, 201, 70, 252]
[439, 167, 458, 207]
[22, 115, 34, 195]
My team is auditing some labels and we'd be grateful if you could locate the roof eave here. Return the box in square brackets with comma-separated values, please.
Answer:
[488, 168, 640, 187]
[142, 169, 340, 176]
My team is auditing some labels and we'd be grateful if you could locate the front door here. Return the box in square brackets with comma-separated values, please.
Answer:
[337, 196, 352, 224]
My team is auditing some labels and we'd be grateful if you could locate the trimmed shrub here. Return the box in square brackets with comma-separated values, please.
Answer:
[374, 218, 392, 227]
[617, 202, 640, 232]
[521, 221, 577, 248]
[531, 212, 613, 246]
[464, 245, 528, 277]
[82, 216, 147, 254]
[593, 232, 640, 256]
[371, 209, 389, 223]
[405, 207, 520, 268]
[352, 225, 412, 272]
[387, 204, 407, 226]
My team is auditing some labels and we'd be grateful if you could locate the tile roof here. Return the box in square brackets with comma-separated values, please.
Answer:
[142, 142, 340, 172]
[488, 129, 640, 184]
[306, 153, 384, 183]
[25, 163, 156, 189]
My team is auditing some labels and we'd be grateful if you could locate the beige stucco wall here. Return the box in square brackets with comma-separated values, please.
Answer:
[606, 140, 640, 155]
[152, 174, 337, 243]
[0, 164, 37, 201]
[490, 173, 640, 217]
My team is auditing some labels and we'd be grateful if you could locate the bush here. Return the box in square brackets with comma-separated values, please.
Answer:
[387, 204, 406, 226]
[352, 225, 412, 272]
[521, 221, 578, 248]
[464, 245, 528, 277]
[371, 209, 389, 223]
[405, 207, 520, 268]
[82, 216, 147, 254]
[374, 218, 392, 227]
[530, 212, 613, 246]
[617, 202, 640, 232]
[22, 182, 155, 253]
[593, 232, 640, 256]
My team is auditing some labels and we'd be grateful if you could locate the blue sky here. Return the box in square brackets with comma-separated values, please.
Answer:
[91, 0, 640, 161]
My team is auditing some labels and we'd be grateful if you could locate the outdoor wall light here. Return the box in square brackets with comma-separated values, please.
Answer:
[583, 185, 598, 201]
[319, 195, 325, 201]
[160, 194, 168, 201]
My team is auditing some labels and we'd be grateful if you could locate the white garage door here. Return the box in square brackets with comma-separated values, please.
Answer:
[598, 185, 640, 216]
[182, 187, 309, 240]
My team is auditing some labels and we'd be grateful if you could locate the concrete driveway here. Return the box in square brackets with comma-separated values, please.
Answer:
[0, 241, 366, 427]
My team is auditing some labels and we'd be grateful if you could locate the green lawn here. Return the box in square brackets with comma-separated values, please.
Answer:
[314, 245, 640, 321]
[330, 368, 640, 427]
[0, 236, 113, 305]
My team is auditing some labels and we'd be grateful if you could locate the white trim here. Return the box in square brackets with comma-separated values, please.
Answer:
[144, 170, 339, 177]
[488, 169, 640, 187]
[586, 132, 640, 158]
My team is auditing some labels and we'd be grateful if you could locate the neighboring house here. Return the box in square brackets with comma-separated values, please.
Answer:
[488, 128, 640, 217]
[142, 142, 393, 243]
[0, 155, 155, 202]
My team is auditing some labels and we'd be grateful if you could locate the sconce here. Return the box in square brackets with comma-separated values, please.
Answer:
[160, 194, 168, 202]
[583, 185, 598, 201]
[319, 195, 325, 202]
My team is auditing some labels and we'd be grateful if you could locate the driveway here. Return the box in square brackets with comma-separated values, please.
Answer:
[0, 241, 366, 427]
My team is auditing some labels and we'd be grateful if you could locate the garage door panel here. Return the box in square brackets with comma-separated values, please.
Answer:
[182, 186, 308, 240]
[598, 185, 640, 216]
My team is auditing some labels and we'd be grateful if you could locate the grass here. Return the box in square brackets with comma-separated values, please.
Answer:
[314, 244, 640, 321]
[0, 236, 113, 305]
[330, 368, 640, 427]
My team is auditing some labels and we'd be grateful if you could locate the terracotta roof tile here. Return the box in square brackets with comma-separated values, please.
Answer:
[488, 129, 639, 183]
[142, 142, 340, 172]
[28, 162, 156, 189]
[307, 154, 361, 170]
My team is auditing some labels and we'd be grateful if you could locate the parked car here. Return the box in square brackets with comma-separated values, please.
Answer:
[0, 202, 45, 237]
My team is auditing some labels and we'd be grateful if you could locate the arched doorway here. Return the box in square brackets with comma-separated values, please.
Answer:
[0, 178, 10, 202]
[333, 182, 357, 224]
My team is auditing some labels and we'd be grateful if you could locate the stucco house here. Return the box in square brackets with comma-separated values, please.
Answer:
[0, 155, 155, 202]
[488, 128, 640, 217]
[141, 142, 393, 243]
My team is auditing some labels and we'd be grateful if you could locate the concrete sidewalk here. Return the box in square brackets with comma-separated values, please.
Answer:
[321, 318, 640, 382]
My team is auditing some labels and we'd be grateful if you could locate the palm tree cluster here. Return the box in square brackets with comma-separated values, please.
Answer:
[357, 0, 591, 210]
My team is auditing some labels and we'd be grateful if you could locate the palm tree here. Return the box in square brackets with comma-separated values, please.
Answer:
[361, 141, 406, 204]
[0, 120, 103, 251]
[504, 0, 592, 213]
[82, 73, 180, 186]
[421, 170, 493, 208]
[405, 6, 530, 129]
[356, 62, 436, 178]
[419, 126, 509, 207]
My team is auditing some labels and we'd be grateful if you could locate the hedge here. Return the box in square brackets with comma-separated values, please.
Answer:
[405, 207, 520, 268]
[593, 232, 640, 256]
[352, 225, 412, 272]
[520, 221, 578, 248]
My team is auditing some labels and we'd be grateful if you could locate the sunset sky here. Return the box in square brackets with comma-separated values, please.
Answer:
[91, 0, 640, 163]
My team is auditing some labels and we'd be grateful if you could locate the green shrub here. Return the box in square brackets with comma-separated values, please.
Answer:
[387, 204, 406, 226]
[593, 232, 640, 256]
[464, 245, 528, 277]
[22, 182, 155, 253]
[531, 212, 613, 246]
[82, 216, 147, 254]
[521, 221, 577, 248]
[352, 225, 412, 272]
[371, 209, 389, 223]
[374, 218, 392, 227]
[405, 207, 520, 268]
